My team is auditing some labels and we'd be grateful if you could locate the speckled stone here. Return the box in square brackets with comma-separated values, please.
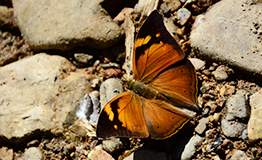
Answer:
[191, 0, 262, 79]
[12, 0, 123, 51]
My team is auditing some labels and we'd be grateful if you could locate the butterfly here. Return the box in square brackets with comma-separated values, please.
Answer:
[96, 10, 199, 140]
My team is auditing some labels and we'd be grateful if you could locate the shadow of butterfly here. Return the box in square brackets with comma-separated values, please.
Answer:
[97, 10, 199, 140]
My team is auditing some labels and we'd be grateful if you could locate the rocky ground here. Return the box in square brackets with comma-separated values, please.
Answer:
[0, 0, 262, 160]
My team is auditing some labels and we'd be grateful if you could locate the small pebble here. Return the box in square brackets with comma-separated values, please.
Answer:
[93, 60, 100, 67]
[202, 107, 210, 116]
[204, 101, 218, 113]
[212, 66, 229, 81]
[91, 78, 100, 88]
[104, 68, 122, 79]
[202, 69, 211, 75]
[205, 144, 213, 153]
[241, 129, 248, 141]
[160, 3, 171, 14]
[188, 58, 205, 70]
[205, 128, 216, 138]
[74, 53, 93, 66]
[176, 8, 191, 26]
[102, 138, 124, 153]
[66, 142, 75, 150]
[100, 62, 120, 68]
[27, 140, 40, 147]
[195, 117, 209, 135]
[181, 135, 204, 160]
[213, 113, 221, 122]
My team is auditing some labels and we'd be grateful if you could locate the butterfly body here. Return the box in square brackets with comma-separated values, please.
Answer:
[127, 80, 166, 101]
[97, 10, 199, 140]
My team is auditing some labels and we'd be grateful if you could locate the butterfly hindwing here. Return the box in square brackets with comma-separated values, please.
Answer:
[133, 10, 185, 83]
[96, 91, 149, 139]
[141, 98, 191, 139]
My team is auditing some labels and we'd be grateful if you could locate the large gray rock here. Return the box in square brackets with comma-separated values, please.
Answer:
[190, 0, 262, 79]
[221, 91, 248, 138]
[0, 53, 92, 142]
[12, 0, 123, 51]
[248, 89, 262, 142]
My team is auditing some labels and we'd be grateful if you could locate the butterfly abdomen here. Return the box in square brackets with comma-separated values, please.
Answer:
[127, 80, 167, 101]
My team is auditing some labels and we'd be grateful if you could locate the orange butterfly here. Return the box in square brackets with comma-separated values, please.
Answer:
[97, 10, 199, 140]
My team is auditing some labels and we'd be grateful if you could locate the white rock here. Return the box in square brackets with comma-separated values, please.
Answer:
[181, 135, 204, 160]
[188, 58, 205, 71]
[76, 91, 100, 126]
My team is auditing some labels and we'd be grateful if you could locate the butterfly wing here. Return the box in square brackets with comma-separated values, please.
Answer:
[133, 10, 185, 83]
[134, 10, 198, 112]
[141, 98, 191, 139]
[96, 91, 149, 139]
[149, 59, 199, 112]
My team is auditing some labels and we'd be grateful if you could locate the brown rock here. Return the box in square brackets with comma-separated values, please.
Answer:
[12, 0, 123, 51]
[104, 68, 122, 79]
[90, 148, 114, 160]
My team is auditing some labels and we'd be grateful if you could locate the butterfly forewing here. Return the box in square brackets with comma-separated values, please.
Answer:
[133, 10, 185, 83]
[97, 91, 149, 139]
